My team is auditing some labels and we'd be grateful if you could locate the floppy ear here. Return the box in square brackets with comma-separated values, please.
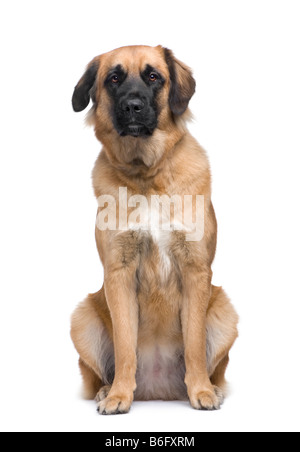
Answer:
[72, 57, 100, 112]
[163, 48, 196, 116]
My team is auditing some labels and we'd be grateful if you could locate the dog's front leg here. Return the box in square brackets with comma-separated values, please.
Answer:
[181, 266, 222, 410]
[97, 266, 138, 415]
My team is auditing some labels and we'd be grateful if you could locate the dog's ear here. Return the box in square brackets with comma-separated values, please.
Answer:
[163, 48, 196, 116]
[72, 57, 100, 112]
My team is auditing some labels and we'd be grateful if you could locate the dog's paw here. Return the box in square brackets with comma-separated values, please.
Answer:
[189, 385, 224, 411]
[97, 394, 132, 415]
[95, 385, 111, 403]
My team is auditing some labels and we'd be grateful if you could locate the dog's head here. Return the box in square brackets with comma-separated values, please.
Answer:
[72, 46, 195, 168]
[72, 46, 196, 168]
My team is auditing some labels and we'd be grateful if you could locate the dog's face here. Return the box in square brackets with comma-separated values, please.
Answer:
[72, 46, 196, 141]
[104, 57, 164, 138]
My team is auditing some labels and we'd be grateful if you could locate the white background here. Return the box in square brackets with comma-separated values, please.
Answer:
[0, 0, 300, 433]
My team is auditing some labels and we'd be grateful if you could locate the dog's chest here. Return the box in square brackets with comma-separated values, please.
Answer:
[148, 229, 173, 283]
[125, 196, 185, 285]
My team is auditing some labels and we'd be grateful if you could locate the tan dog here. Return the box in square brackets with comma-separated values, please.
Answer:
[70, 45, 238, 415]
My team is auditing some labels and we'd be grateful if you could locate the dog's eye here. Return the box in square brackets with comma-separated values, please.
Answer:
[111, 75, 119, 84]
[149, 73, 158, 82]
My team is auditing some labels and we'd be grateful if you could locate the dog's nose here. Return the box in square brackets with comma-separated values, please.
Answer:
[121, 98, 145, 113]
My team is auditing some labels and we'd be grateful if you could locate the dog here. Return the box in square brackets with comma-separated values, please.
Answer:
[70, 45, 238, 415]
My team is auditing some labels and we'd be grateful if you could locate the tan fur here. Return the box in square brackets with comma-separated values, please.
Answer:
[71, 45, 238, 414]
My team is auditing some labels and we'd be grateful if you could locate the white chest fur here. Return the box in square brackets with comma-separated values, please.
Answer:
[125, 194, 183, 282]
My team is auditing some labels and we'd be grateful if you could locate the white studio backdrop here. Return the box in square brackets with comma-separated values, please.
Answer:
[0, 0, 300, 432]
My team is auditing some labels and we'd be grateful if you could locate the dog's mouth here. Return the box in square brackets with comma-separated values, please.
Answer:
[119, 124, 154, 138]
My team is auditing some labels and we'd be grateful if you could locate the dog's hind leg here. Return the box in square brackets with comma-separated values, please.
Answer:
[79, 358, 111, 402]
[210, 354, 230, 390]
[78, 358, 102, 400]
[71, 290, 115, 401]
[206, 286, 239, 396]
